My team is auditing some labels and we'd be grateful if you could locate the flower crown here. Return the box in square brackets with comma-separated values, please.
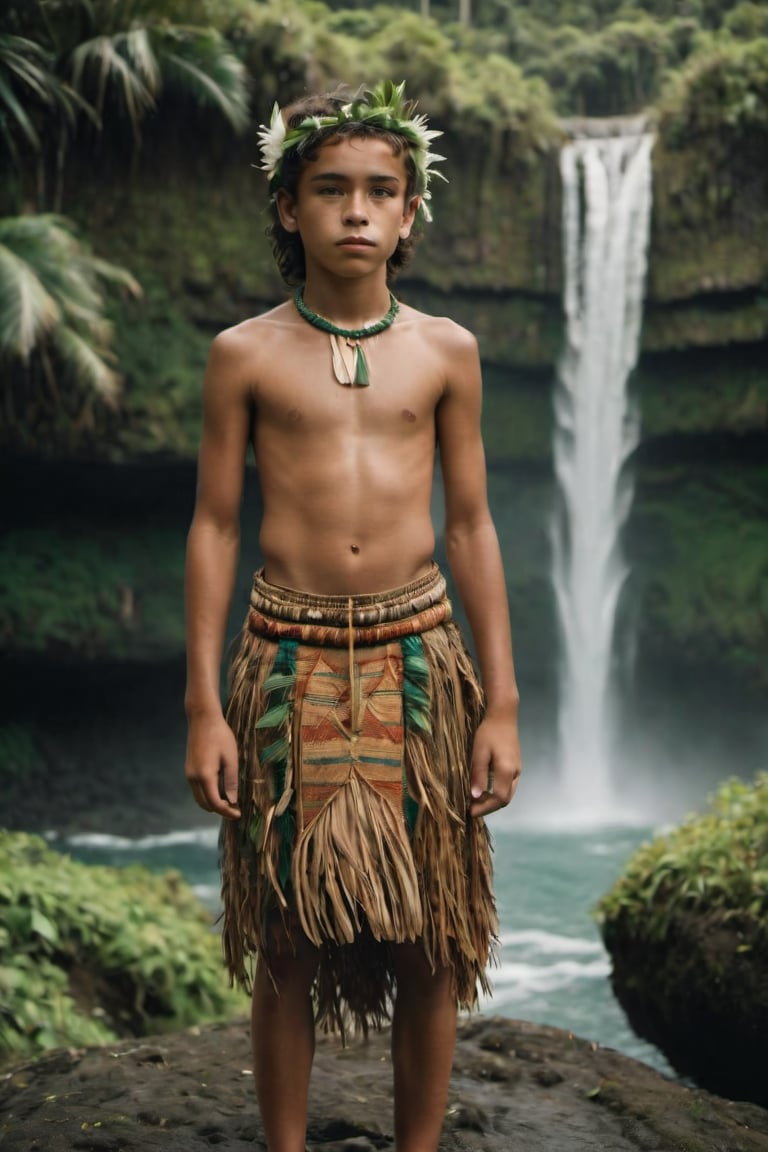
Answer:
[257, 80, 446, 223]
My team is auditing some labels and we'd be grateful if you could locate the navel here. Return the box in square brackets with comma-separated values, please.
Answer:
[350, 544, 360, 554]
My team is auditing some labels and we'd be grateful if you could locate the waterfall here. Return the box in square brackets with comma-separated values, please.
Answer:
[551, 127, 654, 813]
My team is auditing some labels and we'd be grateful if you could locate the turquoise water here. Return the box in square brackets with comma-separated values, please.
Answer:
[59, 816, 673, 1076]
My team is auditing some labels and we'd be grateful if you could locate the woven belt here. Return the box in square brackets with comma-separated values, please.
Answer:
[247, 563, 451, 648]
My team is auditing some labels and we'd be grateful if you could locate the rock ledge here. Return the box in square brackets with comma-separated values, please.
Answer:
[2, 1015, 768, 1152]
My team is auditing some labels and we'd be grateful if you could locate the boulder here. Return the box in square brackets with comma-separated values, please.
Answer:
[597, 774, 768, 1106]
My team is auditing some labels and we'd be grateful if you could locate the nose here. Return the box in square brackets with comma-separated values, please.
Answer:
[344, 192, 369, 225]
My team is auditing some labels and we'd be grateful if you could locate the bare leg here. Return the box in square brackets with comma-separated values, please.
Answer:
[391, 942, 458, 1152]
[252, 920, 320, 1152]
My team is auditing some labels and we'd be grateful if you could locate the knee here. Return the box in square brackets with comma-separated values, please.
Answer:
[258, 922, 319, 990]
[392, 943, 455, 1002]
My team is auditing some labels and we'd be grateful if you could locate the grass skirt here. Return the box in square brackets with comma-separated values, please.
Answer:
[220, 564, 497, 1034]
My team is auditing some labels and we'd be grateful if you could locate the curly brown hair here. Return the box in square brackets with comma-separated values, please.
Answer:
[265, 92, 422, 287]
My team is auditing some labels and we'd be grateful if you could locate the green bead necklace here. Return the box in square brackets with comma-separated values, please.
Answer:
[294, 286, 400, 387]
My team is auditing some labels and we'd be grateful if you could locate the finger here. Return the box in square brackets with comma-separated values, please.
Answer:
[206, 778, 240, 819]
[189, 772, 239, 819]
[469, 753, 492, 802]
[218, 760, 241, 817]
[470, 788, 497, 818]
[188, 780, 212, 812]
[470, 795, 504, 818]
[469, 771, 520, 818]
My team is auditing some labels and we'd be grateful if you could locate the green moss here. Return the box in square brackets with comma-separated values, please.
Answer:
[0, 723, 47, 787]
[634, 345, 768, 435]
[648, 38, 768, 301]
[642, 295, 768, 348]
[482, 364, 554, 460]
[594, 775, 768, 1102]
[648, 133, 768, 302]
[108, 273, 211, 460]
[402, 286, 563, 369]
[627, 462, 768, 690]
[596, 774, 768, 942]
[0, 523, 186, 660]
[0, 831, 241, 1065]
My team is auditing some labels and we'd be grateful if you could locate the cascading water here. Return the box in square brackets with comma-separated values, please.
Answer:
[551, 126, 654, 814]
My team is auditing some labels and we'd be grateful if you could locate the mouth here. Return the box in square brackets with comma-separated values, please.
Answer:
[337, 237, 376, 248]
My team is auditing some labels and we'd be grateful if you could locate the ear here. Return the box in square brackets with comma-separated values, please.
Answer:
[276, 187, 300, 233]
[400, 195, 420, 239]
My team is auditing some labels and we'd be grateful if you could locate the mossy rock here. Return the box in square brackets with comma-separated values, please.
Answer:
[596, 774, 768, 1106]
[0, 832, 241, 1066]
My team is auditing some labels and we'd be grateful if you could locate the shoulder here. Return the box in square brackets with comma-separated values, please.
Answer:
[399, 306, 481, 406]
[204, 302, 297, 389]
[399, 303, 478, 351]
[209, 301, 295, 360]
[397, 304, 479, 381]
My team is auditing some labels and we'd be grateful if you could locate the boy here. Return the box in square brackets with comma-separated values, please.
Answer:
[184, 82, 522, 1152]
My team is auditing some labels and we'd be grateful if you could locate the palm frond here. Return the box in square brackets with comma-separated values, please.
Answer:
[51, 322, 121, 403]
[0, 71, 40, 153]
[68, 31, 156, 131]
[155, 27, 250, 133]
[0, 213, 138, 406]
[0, 34, 54, 100]
[0, 242, 59, 360]
[119, 25, 160, 88]
[87, 255, 141, 296]
[0, 33, 76, 160]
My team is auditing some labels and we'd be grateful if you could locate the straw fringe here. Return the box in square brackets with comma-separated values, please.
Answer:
[220, 631, 289, 985]
[293, 770, 422, 947]
[219, 578, 497, 1033]
[409, 622, 497, 1004]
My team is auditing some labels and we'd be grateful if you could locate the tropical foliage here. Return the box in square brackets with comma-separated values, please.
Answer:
[3, 0, 249, 180]
[0, 831, 241, 1065]
[627, 461, 768, 693]
[595, 774, 768, 1103]
[317, 0, 762, 114]
[1, 0, 766, 455]
[657, 34, 768, 146]
[596, 774, 768, 942]
[0, 520, 185, 658]
[0, 29, 77, 173]
[0, 0, 251, 450]
[0, 214, 140, 446]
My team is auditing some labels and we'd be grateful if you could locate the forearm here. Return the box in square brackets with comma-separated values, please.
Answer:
[445, 517, 519, 715]
[184, 515, 240, 718]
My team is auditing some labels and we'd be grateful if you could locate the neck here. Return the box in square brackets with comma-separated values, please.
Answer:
[301, 272, 393, 329]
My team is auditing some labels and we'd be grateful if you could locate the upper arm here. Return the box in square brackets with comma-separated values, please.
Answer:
[435, 323, 490, 533]
[193, 328, 254, 534]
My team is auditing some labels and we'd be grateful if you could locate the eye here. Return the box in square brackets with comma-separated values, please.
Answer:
[371, 187, 395, 198]
[318, 185, 343, 196]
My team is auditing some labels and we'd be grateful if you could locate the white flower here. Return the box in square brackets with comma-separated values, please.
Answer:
[409, 113, 442, 149]
[256, 103, 286, 179]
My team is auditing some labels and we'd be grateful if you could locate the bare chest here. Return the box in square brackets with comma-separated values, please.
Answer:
[253, 326, 443, 441]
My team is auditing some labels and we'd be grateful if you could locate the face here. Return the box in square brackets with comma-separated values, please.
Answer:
[276, 135, 419, 280]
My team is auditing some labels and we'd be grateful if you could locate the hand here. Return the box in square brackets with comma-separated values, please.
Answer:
[185, 712, 241, 820]
[469, 710, 522, 818]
